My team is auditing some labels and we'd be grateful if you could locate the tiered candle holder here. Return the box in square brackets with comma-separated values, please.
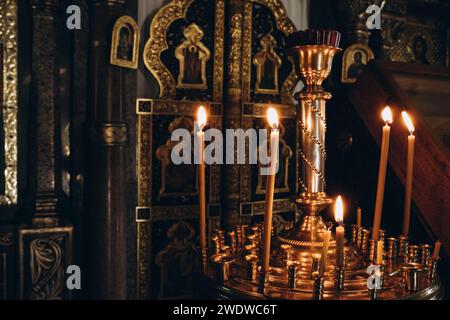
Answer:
[201, 30, 444, 300]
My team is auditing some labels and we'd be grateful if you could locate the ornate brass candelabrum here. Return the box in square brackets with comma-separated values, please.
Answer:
[202, 30, 443, 300]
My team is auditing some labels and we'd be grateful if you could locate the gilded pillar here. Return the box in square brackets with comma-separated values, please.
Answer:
[85, 0, 130, 299]
[223, 0, 244, 229]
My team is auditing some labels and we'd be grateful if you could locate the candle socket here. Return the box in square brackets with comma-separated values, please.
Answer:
[312, 274, 325, 300]
[213, 256, 234, 285]
[226, 231, 237, 255]
[402, 263, 424, 292]
[386, 237, 398, 262]
[311, 254, 321, 279]
[361, 229, 371, 256]
[245, 254, 259, 282]
[288, 261, 300, 289]
[378, 264, 385, 288]
[201, 248, 208, 273]
[427, 258, 439, 282]
[378, 229, 387, 244]
[368, 239, 377, 262]
[258, 269, 270, 294]
[281, 244, 293, 269]
[407, 245, 420, 263]
[236, 225, 244, 250]
[334, 266, 346, 291]
[369, 288, 379, 300]
[351, 225, 359, 243]
[420, 244, 432, 269]
[398, 235, 409, 262]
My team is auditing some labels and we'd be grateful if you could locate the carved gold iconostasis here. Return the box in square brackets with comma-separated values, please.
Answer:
[137, 0, 299, 299]
[0, 0, 18, 301]
[0, 0, 18, 207]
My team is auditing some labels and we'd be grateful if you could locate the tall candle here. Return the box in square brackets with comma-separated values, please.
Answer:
[376, 240, 384, 264]
[432, 240, 441, 260]
[197, 106, 207, 251]
[319, 229, 331, 277]
[261, 107, 279, 273]
[335, 196, 345, 267]
[372, 106, 393, 241]
[357, 207, 362, 228]
[401, 111, 415, 237]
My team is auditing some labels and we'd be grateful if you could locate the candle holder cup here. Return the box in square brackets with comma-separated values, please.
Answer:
[398, 235, 409, 262]
[420, 244, 432, 270]
[427, 258, 440, 282]
[288, 261, 300, 289]
[312, 273, 325, 300]
[258, 269, 270, 294]
[402, 263, 424, 292]
[386, 237, 398, 262]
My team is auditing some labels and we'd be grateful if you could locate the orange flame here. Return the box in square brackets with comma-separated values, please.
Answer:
[267, 107, 279, 129]
[335, 196, 344, 224]
[401, 111, 415, 134]
[382, 106, 393, 124]
[197, 106, 207, 130]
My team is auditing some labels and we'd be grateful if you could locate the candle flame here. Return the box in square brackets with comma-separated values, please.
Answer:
[401, 111, 415, 134]
[335, 196, 344, 224]
[197, 106, 207, 130]
[267, 107, 279, 129]
[382, 106, 393, 124]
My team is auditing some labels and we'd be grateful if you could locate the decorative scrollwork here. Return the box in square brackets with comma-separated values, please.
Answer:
[143, 0, 194, 99]
[29, 236, 64, 300]
[213, 0, 225, 101]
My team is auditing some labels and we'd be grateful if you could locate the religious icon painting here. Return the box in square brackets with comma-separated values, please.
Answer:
[175, 23, 211, 90]
[253, 34, 282, 95]
[110, 16, 140, 69]
[407, 32, 432, 65]
[341, 43, 374, 84]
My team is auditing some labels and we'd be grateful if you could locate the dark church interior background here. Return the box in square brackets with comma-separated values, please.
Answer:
[0, 0, 449, 300]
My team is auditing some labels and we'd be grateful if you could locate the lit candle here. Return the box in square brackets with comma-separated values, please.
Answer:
[432, 240, 441, 260]
[372, 106, 393, 241]
[335, 196, 345, 267]
[401, 111, 415, 237]
[261, 107, 280, 274]
[197, 106, 207, 252]
[319, 229, 331, 277]
[376, 240, 384, 264]
[357, 207, 362, 228]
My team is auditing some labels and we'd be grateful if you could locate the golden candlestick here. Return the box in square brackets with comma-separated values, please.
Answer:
[279, 31, 341, 246]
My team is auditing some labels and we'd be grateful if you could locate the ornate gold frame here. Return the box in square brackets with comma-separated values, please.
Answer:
[0, 0, 18, 205]
[143, 0, 225, 101]
[143, 0, 194, 99]
[341, 43, 374, 84]
[242, 0, 298, 104]
[110, 16, 140, 69]
[253, 34, 282, 95]
[175, 23, 211, 90]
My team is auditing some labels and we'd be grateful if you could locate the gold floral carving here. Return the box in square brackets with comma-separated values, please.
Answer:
[30, 236, 64, 300]
[0, 0, 18, 205]
[213, 0, 225, 101]
[228, 13, 243, 95]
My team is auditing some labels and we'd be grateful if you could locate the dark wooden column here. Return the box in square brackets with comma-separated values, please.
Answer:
[85, 0, 129, 299]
